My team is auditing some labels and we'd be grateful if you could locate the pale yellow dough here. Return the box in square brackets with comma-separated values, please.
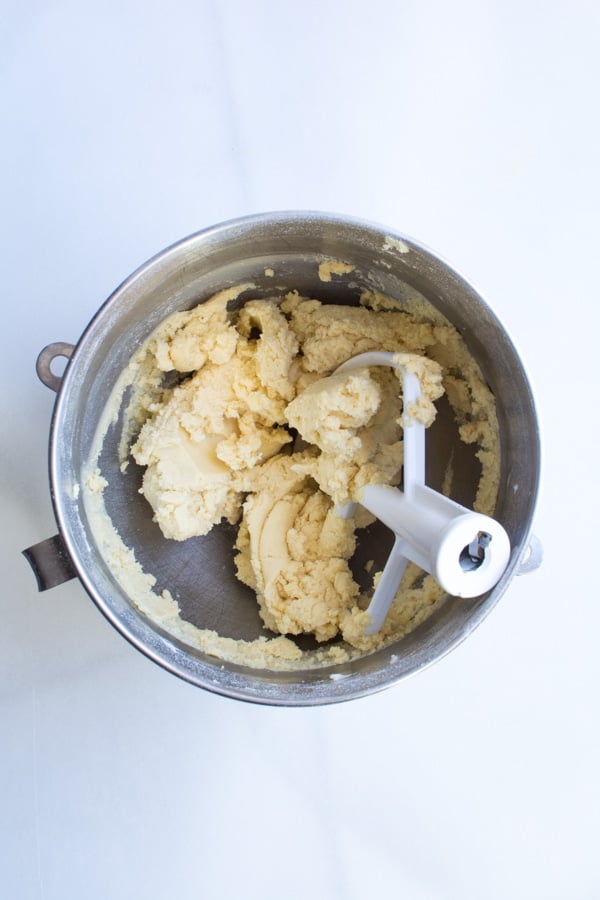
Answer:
[318, 258, 355, 282]
[84, 285, 501, 670]
[132, 298, 297, 540]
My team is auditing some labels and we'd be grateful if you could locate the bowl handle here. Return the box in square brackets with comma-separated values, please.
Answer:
[22, 535, 77, 591]
[516, 534, 543, 575]
[36, 342, 74, 392]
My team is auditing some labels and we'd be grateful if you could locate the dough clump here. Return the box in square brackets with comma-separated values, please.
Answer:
[132, 297, 297, 539]
[107, 287, 499, 662]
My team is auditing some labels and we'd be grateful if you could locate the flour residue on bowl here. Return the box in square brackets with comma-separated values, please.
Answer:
[83, 285, 500, 670]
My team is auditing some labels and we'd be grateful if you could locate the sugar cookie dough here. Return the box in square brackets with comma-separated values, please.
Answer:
[84, 285, 500, 670]
[318, 258, 355, 281]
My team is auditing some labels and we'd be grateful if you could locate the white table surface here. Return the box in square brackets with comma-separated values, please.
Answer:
[2, 2, 599, 898]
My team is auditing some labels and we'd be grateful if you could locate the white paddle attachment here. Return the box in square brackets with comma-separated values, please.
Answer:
[335, 352, 510, 634]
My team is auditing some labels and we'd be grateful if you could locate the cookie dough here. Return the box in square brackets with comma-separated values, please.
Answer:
[318, 258, 355, 282]
[132, 297, 297, 540]
[84, 284, 500, 669]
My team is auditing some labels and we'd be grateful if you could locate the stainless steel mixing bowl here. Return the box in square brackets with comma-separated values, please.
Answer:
[24, 212, 541, 705]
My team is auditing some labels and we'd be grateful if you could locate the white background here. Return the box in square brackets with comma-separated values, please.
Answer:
[2, 2, 599, 898]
